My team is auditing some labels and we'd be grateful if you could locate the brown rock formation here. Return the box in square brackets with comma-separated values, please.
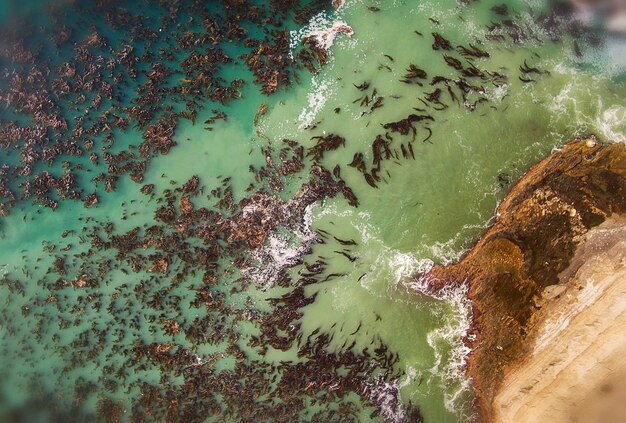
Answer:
[418, 137, 626, 421]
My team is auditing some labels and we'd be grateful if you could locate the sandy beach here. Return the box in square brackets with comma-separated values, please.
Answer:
[493, 217, 626, 423]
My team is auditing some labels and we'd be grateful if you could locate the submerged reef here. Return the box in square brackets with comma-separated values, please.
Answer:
[0, 0, 332, 215]
[419, 137, 626, 421]
[0, 2, 424, 419]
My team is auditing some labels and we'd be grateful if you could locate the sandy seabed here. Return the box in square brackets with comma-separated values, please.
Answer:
[493, 216, 626, 423]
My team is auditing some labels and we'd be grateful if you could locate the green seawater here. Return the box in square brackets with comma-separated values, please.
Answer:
[0, 0, 624, 422]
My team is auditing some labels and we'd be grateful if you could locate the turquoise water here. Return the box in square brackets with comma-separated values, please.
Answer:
[0, 0, 624, 422]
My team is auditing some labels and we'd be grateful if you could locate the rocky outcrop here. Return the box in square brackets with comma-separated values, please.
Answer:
[492, 216, 626, 423]
[417, 137, 626, 421]
[553, 0, 626, 33]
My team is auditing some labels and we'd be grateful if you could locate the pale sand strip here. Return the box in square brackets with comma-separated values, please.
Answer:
[493, 217, 626, 423]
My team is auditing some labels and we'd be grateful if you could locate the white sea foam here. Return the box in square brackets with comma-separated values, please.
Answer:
[595, 104, 626, 143]
[297, 76, 335, 129]
[288, 11, 352, 59]
[389, 253, 434, 286]
[404, 272, 474, 416]
[427, 239, 465, 266]
[360, 235, 473, 416]
[487, 83, 509, 103]
[307, 21, 353, 51]
[287, 7, 353, 129]
[365, 375, 407, 423]
[244, 203, 318, 289]
[248, 195, 475, 414]
[549, 79, 578, 116]
[397, 366, 421, 390]
[543, 63, 626, 146]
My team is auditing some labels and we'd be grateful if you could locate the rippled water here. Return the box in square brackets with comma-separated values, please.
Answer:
[0, 0, 624, 422]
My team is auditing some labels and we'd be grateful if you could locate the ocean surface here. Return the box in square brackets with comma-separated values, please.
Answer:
[0, 0, 624, 422]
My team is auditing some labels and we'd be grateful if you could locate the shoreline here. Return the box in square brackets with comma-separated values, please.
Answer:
[493, 215, 626, 422]
[417, 137, 626, 421]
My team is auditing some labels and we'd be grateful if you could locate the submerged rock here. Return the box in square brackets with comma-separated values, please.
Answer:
[417, 137, 626, 421]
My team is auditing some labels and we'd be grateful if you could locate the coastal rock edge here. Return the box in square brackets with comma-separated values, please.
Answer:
[418, 137, 626, 422]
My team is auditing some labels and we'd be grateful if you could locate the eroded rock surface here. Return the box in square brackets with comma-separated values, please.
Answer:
[418, 137, 626, 421]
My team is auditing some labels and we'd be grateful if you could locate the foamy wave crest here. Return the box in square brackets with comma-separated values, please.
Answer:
[305, 202, 473, 415]
[405, 274, 474, 417]
[307, 20, 353, 51]
[365, 375, 407, 423]
[595, 104, 626, 143]
[548, 79, 580, 117]
[545, 67, 626, 145]
[365, 238, 472, 416]
[390, 253, 434, 286]
[288, 9, 353, 129]
[423, 225, 485, 266]
[288, 11, 352, 58]
[244, 203, 317, 289]
[427, 239, 465, 266]
[486, 83, 509, 103]
[354, 239, 423, 300]
[297, 76, 335, 129]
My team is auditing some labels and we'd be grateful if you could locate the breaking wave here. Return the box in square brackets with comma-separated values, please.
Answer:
[365, 375, 407, 423]
[244, 203, 318, 289]
[288, 7, 353, 129]
[317, 203, 474, 417]
[595, 104, 626, 143]
[405, 273, 474, 418]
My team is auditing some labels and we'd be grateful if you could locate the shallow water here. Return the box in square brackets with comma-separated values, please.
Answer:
[0, 0, 624, 422]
